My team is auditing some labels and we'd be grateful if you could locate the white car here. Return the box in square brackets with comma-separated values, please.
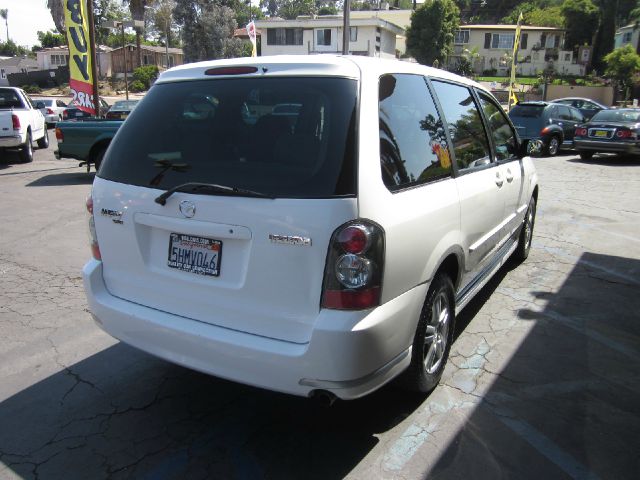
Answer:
[84, 56, 538, 402]
[34, 97, 68, 126]
[0, 87, 48, 162]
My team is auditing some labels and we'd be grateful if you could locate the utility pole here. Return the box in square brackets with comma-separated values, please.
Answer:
[86, 0, 100, 117]
[102, 20, 144, 101]
[342, 0, 351, 55]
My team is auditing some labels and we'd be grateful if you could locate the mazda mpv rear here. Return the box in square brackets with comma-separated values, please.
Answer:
[84, 56, 538, 401]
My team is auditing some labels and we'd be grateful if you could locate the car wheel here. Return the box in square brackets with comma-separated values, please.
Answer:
[400, 273, 455, 394]
[37, 128, 49, 149]
[93, 148, 106, 172]
[19, 132, 33, 163]
[545, 136, 560, 156]
[512, 196, 536, 263]
[579, 151, 594, 160]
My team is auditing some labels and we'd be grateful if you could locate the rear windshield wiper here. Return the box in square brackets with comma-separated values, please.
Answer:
[155, 182, 274, 205]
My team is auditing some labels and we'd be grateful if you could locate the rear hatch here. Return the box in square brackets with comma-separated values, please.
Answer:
[94, 66, 359, 344]
[509, 104, 546, 139]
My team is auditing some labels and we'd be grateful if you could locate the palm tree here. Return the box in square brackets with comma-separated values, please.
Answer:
[0, 9, 8, 42]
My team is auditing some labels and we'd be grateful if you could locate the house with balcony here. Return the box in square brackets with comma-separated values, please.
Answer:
[448, 25, 584, 77]
[254, 15, 404, 58]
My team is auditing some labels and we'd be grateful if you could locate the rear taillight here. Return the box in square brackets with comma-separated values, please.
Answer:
[46, 108, 54, 115]
[55, 128, 63, 142]
[322, 220, 384, 310]
[11, 114, 20, 130]
[575, 127, 588, 136]
[86, 195, 101, 260]
[616, 129, 634, 139]
[63, 110, 68, 119]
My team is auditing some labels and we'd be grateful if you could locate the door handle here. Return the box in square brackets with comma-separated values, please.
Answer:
[506, 168, 514, 183]
[495, 172, 504, 187]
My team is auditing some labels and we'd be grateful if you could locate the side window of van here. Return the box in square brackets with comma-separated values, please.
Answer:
[477, 92, 518, 162]
[431, 81, 492, 170]
[379, 74, 453, 191]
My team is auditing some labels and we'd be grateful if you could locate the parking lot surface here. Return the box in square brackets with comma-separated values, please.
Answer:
[1, 141, 639, 479]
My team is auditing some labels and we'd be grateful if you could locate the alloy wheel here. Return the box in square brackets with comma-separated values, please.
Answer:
[423, 291, 450, 374]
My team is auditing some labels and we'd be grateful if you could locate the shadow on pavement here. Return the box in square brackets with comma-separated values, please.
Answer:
[26, 172, 95, 186]
[427, 252, 640, 479]
[567, 153, 640, 166]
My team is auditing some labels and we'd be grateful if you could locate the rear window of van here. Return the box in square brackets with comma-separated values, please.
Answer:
[99, 77, 358, 198]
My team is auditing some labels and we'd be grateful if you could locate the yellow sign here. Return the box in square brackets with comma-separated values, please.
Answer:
[508, 12, 523, 112]
[64, 0, 95, 114]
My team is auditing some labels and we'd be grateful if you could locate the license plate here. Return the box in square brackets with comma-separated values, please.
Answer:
[168, 233, 222, 277]
[593, 130, 608, 138]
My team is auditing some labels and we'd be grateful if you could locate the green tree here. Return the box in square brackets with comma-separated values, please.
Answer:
[36, 30, 65, 49]
[406, 0, 460, 67]
[604, 44, 640, 100]
[0, 9, 8, 42]
[502, 1, 564, 27]
[0, 39, 31, 57]
[561, 0, 599, 49]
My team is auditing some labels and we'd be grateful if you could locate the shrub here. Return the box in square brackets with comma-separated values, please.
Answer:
[128, 80, 146, 93]
[132, 65, 159, 90]
[482, 68, 497, 76]
[22, 84, 42, 94]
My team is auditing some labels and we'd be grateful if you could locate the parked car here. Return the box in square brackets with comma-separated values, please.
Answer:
[84, 56, 539, 402]
[63, 97, 110, 120]
[551, 97, 608, 121]
[0, 86, 49, 163]
[55, 119, 123, 171]
[33, 98, 68, 126]
[105, 100, 139, 120]
[574, 108, 640, 160]
[509, 101, 585, 156]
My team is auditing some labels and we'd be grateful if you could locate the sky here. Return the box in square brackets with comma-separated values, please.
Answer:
[0, 0, 56, 48]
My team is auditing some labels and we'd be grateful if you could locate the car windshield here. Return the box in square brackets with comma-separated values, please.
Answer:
[100, 77, 358, 198]
[590, 109, 640, 123]
[509, 105, 545, 118]
[111, 100, 138, 110]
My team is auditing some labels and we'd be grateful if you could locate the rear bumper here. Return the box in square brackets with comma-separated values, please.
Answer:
[0, 134, 23, 148]
[83, 260, 425, 400]
[575, 139, 640, 154]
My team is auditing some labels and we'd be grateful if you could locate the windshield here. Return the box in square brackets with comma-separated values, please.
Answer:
[509, 105, 545, 118]
[591, 109, 640, 123]
[100, 77, 358, 198]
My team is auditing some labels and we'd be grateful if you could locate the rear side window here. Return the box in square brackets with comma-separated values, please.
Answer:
[378, 74, 452, 190]
[510, 105, 544, 118]
[557, 105, 572, 120]
[100, 77, 357, 198]
[570, 108, 584, 122]
[431, 81, 491, 170]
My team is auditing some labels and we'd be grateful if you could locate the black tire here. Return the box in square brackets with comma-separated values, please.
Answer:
[93, 148, 106, 172]
[19, 132, 33, 163]
[512, 196, 536, 263]
[37, 128, 49, 149]
[545, 135, 560, 156]
[579, 151, 594, 160]
[400, 273, 456, 393]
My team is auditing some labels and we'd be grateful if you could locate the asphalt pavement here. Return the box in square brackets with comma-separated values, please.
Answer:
[0, 139, 639, 479]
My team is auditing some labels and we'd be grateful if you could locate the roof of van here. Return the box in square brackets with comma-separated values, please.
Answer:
[156, 55, 485, 92]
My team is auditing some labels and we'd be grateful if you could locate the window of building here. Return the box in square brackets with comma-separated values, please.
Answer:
[431, 81, 492, 170]
[564, 52, 571, 62]
[623, 31, 633, 43]
[168, 55, 175, 67]
[316, 29, 332, 46]
[266, 28, 303, 46]
[454, 29, 470, 45]
[491, 34, 514, 49]
[379, 74, 452, 190]
[350, 27, 357, 42]
[143, 55, 150, 65]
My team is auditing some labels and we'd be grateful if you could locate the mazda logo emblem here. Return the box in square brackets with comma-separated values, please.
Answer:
[179, 201, 196, 218]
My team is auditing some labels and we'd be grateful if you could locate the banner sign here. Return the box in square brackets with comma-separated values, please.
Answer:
[246, 21, 257, 58]
[508, 12, 523, 112]
[64, 0, 96, 115]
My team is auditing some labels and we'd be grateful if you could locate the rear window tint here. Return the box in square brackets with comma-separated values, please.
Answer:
[510, 105, 545, 118]
[591, 109, 640, 122]
[99, 77, 357, 198]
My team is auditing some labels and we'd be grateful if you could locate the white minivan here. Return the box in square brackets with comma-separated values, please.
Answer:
[84, 56, 538, 402]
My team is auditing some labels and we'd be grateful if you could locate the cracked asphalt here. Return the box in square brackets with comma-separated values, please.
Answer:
[1, 140, 639, 479]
